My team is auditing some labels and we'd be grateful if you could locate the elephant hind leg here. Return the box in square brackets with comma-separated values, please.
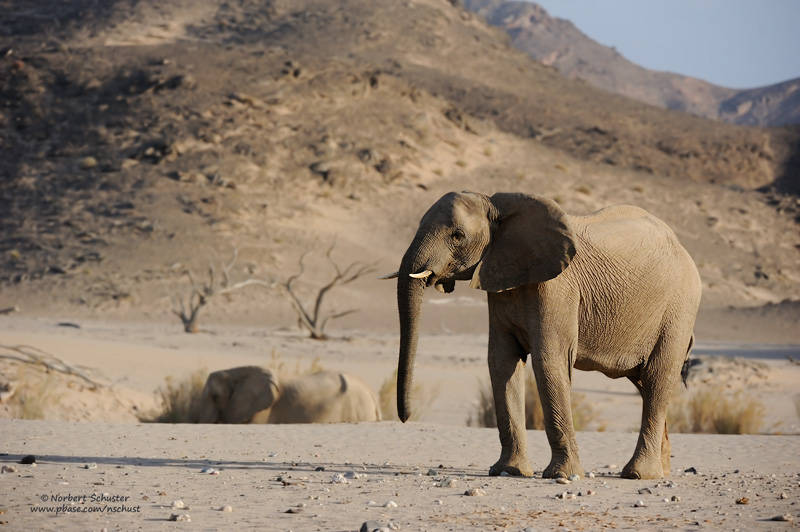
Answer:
[623, 338, 683, 480]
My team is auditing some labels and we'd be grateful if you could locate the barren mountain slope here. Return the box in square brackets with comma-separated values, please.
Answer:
[463, 0, 800, 128]
[0, 0, 798, 338]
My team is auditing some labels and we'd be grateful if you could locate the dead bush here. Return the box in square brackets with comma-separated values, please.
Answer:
[668, 385, 765, 434]
[467, 372, 601, 431]
[5, 365, 63, 420]
[139, 368, 208, 423]
[379, 369, 440, 422]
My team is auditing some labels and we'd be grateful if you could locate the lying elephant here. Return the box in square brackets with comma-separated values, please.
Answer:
[196, 367, 381, 424]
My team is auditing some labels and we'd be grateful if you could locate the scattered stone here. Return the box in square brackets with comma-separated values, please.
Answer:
[360, 521, 386, 532]
[426, 469, 438, 476]
[771, 514, 793, 522]
[19, 455, 35, 465]
[171, 500, 185, 509]
[605, 464, 617, 469]
[80, 156, 98, 169]
[285, 508, 303, 514]
[433, 499, 443, 505]
[465, 488, 486, 497]
[555, 492, 575, 500]
[586, 490, 596, 496]
[438, 477, 457, 488]
[344, 471, 360, 480]
[587, 471, 596, 478]
[315, 466, 325, 472]
[684, 467, 698, 474]
[200, 467, 217, 475]
[331, 473, 349, 484]
[219, 505, 233, 512]
[735, 497, 749, 505]
[671, 495, 682, 502]
[638, 487, 652, 495]
[383, 501, 398, 508]
[83, 463, 98, 470]
[556, 478, 571, 485]
[1, 466, 16, 474]
[779, 492, 788, 500]
[168, 513, 190, 522]
[567, 474, 580, 482]
[634, 500, 647, 508]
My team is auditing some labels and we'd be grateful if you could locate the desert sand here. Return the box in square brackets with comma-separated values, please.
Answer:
[1, 315, 799, 531]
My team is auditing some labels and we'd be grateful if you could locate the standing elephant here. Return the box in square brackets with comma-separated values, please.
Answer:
[382, 191, 701, 480]
[196, 367, 381, 424]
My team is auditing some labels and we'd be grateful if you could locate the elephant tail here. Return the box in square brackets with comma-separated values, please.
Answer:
[680, 334, 697, 388]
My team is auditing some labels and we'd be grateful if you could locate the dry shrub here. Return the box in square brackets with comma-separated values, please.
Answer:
[268, 349, 324, 381]
[140, 368, 208, 423]
[379, 369, 440, 422]
[6, 365, 63, 420]
[467, 372, 601, 431]
[668, 385, 765, 434]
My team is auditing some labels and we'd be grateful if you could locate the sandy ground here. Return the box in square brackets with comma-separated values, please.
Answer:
[1, 421, 799, 531]
[1, 316, 799, 530]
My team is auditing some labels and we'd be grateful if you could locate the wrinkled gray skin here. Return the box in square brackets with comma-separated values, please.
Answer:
[388, 191, 701, 480]
[196, 367, 381, 424]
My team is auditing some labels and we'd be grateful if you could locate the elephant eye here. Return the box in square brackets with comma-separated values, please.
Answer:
[452, 229, 466, 242]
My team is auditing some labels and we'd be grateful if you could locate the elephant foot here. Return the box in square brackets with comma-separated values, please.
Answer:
[542, 455, 584, 479]
[621, 455, 665, 480]
[489, 456, 533, 477]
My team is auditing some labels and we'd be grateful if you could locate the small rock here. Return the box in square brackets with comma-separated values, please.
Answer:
[1, 465, 17, 474]
[171, 500, 185, 509]
[438, 477, 457, 488]
[634, 500, 646, 508]
[771, 514, 793, 522]
[360, 521, 386, 532]
[219, 505, 233, 512]
[465, 488, 486, 497]
[779, 492, 788, 500]
[168, 513, 190, 522]
[331, 473, 349, 484]
[433, 499, 443, 505]
[426, 469, 438, 476]
[383, 501, 398, 508]
[80, 156, 98, 169]
[684, 467, 698, 474]
[735, 496, 749, 505]
[638, 487, 652, 495]
[19, 455, 36, 465]
[671, 495, 682, 502]
[315, 466, 325, 472]
[567, 474, 580, 481]
[662, 498, 670, 503]
[83, 463, 97, 470]
[285, 508, 303, 514]
[587, 471, 596, 478]
[586, 490, 596, 496]
[605, 464, 617, 469]
[556, 477, 570, 485]
[344, 471, 360, 480]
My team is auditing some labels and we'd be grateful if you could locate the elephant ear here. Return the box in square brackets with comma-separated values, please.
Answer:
[470, 192, 577, 293]
[225, 368, 277, 424]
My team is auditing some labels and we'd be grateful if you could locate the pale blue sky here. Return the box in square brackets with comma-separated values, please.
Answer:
[531, 0, 800, 89]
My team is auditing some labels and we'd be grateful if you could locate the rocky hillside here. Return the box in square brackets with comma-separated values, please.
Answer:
[463, 0, 800, 127]
[0, 0, 798, 332]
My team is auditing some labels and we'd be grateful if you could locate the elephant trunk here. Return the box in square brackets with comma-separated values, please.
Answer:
[397, 240, 433, 422]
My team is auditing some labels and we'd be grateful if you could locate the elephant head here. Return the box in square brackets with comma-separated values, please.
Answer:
[383, 191, 577, 422]
[196, 366, 278, 424]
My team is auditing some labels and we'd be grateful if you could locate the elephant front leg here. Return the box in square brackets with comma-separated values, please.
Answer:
[487, 334, 533, 477]
[532, 350, 584, 479]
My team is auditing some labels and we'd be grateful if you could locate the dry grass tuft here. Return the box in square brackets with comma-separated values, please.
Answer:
[668, 385, 765, 434]
[467, 372, 602, 431]
[268, 349, 325, 381]
[6, 366, 63, 420]
[379, 370, 441, 422]
[139, 368, 208, 423]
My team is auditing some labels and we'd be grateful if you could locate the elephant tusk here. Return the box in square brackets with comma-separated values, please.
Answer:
[378, 271, 399, 280]
[409, 269, 433, 279]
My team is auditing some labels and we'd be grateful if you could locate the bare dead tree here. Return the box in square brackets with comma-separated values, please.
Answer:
[0, 344, 107, 389]
[278, 242, 377, 340]
[171, 249, 272, 333]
